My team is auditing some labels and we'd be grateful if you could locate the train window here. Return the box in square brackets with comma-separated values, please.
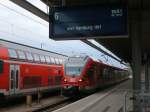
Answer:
[56, 58, 59, 64]
[18, 51, 26, 60]
[59, 59, 62, 64]
[61, 59, 63, 64]
[50, 57, 55, 64]
[26, 52, 33, 61]
[40, 55, 46, 63]
[23, 76, 41, 88]
[48, 76, 52, 85]
[16, 70, 18, 88]
[49, 56, 52, 63]
[53, 58, 57, 64]
[58, 59, 60, 64]
[58, 70, 61, 74]
[102, 68, 109, 79]
[61, 59, 64, 64]
[54, 58, 57, 64]
[55, 76, 62, 85]
[11, 70, 14, 89]
[87, 69, 94, 77]
[0, 60, 3, 74]
[45, 56, 50, 63]
[65, 66, 83, 76]
[55, 58, 58, 64]
[8, 49, 18, 58]
[33, 54, 40, 62]
[55, 58, 59, 64]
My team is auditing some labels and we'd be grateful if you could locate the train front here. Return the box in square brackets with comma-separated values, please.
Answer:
[62, 56, 88, 97]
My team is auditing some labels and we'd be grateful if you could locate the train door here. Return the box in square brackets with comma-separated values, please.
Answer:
[9, 65, 20, 94]
[54, 69, 62, 86]
[87, 65, 95, 86]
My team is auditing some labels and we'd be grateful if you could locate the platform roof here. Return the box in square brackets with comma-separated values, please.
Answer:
[10, 0, 150, 63]
[41, 0, 150, 63]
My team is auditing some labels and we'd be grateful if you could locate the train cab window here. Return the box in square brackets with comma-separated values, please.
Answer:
[40, 55, 46, 63]
[33, 54, 40, 62]
[45, 56, 50, 63]
[87, 68, 94, 77]
[8, 49, 18, 59]
[18, 51, 26, 60]
[26, 52, 33, 61]
[0, 60, 3, 74]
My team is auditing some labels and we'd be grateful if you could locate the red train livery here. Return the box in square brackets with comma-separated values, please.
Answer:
[0, 40, 67, 97]
[62, 55, 129, 97]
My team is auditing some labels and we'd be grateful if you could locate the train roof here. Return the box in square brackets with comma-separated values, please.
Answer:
[0, 39, 67, 58]
[67, 55, 127, 71]
[91, 58, 128, 71]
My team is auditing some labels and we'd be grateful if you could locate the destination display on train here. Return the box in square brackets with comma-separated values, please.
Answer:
[49, 6, 128, 40]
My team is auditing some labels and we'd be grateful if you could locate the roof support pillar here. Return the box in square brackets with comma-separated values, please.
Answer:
[130, 0, 143, 111]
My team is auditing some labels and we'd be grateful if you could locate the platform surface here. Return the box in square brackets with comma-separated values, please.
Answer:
[53, 79, 133, 112]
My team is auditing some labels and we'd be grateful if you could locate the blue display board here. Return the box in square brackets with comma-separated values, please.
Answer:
[49, 5, 128, 40]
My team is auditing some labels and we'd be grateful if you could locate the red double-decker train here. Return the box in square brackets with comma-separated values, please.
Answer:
[62, 55, 129, 97]
[0, 39, 67, 97]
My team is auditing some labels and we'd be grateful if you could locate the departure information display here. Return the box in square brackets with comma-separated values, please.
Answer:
[49, 5, 128, 40]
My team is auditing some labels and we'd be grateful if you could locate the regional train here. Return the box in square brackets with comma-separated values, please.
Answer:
[62, 55, 129, 97]
[0, 39, 67, 97]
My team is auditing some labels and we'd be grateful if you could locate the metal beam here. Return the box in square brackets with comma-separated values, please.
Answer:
[81, 40, 126, 65]
[10, 0, 126, 64]
[10, 0, 49, 22]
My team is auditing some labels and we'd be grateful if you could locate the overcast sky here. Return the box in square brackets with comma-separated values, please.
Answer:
[0, 0, 126, 68]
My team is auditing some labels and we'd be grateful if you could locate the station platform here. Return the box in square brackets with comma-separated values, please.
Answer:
[53, 79, 133, 112]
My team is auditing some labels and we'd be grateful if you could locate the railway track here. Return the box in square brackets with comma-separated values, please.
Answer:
[0, 84, 124, 112]
[33, 98, 76, 112]
[0, 92, 67, 112]
[0, 82, 125, 112]
[0, 95, 81, 112]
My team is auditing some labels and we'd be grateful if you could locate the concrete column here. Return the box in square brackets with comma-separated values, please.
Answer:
[145, 61, 149, 90]
[37, 91, 42, 103]
[149, 62, 150, 90]
[62, 0, 66, 6]
[130, 6, 142, 112]
[26, 94, 32, 106]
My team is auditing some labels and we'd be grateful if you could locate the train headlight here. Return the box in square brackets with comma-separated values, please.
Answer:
[78, 79, 83, 82]
[64, 79, 67, 82]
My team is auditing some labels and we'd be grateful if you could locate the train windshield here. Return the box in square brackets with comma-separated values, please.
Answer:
[65, 66, 83, 76]
[65, 56, 88, 76]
